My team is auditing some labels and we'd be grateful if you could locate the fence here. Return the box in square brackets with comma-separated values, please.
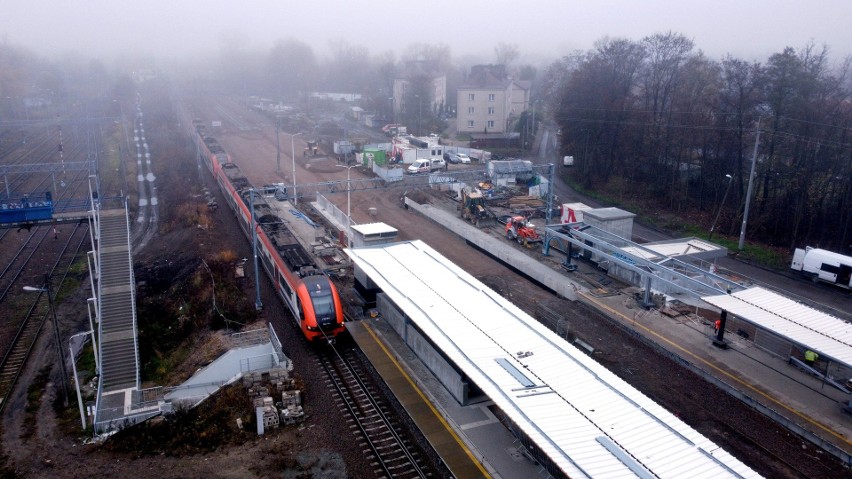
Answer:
[315, 193, 354, 231]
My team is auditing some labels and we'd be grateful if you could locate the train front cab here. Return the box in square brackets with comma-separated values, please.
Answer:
[298, 275, 345, 344]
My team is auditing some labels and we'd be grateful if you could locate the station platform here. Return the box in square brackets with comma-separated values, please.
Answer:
[402, 197, 852, 467]
[347, 319, 543, 479]
[584, 288, 852, 458]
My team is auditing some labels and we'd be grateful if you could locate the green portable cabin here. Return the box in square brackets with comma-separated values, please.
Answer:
[363, 148, 387, 166]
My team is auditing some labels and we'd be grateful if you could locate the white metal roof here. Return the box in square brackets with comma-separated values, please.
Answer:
[621, 239, 724, 260]
[351, 222, 398, 236]
[583, 207, 636, 221]
[348, 240, 760, 479]
[702, 286, 852, 366]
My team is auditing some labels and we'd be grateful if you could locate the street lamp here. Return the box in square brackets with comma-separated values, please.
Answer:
[709, 174, 733, 241]
[289, 132, 303, 205]
[23, 275, 69, 406]
[337, 163, 358, 249]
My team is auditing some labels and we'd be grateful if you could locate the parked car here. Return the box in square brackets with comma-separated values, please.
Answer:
[443, 152, 453, 162]
[455, 153, 471, 164]
[430, 157, 447, 171]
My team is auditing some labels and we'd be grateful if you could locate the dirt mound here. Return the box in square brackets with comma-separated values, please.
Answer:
[304, 156, 346, 173]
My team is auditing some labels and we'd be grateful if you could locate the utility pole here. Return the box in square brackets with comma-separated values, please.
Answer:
[275, 117, 281, 173]
[249, 189, 262, 311]
[738, 118, 761, 251]
[289, 132, 303, 205]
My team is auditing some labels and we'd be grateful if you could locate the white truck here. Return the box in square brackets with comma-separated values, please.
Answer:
[791, 246, 852, 289]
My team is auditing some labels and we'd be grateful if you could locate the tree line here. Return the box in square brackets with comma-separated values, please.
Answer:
[544, 33, 852, 254]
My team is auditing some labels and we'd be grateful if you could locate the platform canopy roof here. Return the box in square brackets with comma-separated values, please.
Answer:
[702, 286, 852, 367]
[348, 240, 760, 479]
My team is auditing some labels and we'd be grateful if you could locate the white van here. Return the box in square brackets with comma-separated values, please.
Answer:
[407, 159, 431, 174]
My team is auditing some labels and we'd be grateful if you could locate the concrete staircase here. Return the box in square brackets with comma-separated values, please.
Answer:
[96, 208, 139, 392]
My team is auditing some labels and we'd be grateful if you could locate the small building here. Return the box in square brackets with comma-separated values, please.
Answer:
[582, 207, 635, 240]
[351, 222, 399, 248]
[391, 136, 443, 164]
[348, 106, 365, 121]
[487, 159, 534, 185]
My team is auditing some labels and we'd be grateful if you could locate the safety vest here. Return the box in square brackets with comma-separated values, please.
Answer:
[804, 350, 818, 362]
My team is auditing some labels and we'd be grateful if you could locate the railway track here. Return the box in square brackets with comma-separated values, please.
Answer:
[0, 220, 90, 412]
[316, 345, 433, 479]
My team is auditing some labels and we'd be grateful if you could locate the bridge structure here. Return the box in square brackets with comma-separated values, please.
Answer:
[0, 160, 97, 229]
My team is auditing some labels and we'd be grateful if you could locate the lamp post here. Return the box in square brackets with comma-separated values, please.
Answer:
[337, 163, 357, 249]
[709, 174, 733, 241]
[289, 132, 303, 205]
[68, 330, 95, 429]
[23, 275, 69, 406]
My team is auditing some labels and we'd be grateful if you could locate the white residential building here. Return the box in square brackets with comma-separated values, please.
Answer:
[457, 65, 530, 135]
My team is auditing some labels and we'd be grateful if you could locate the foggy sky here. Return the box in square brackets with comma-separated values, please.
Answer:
[3, 0, 850, 66]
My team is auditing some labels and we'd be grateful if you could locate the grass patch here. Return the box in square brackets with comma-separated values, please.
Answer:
[20, 367, 52, 440]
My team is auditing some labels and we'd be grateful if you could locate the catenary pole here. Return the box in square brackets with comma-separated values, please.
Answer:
[738, 118, 761, 251]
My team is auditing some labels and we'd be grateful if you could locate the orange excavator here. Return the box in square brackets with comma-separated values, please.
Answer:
[505, 216, 541, 246]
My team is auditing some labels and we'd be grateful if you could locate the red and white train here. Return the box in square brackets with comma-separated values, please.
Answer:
[191, 120, 345, 343]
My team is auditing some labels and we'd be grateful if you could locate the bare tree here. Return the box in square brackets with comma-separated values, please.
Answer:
[494, 42, 520, 68]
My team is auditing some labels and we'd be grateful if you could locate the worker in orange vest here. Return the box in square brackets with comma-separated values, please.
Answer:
[714, 319, 721, 335]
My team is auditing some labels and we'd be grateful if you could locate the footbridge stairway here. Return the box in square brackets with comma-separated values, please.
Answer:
[93, 206, 142, 432]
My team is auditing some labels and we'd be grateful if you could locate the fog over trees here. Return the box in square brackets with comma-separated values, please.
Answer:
[545, 33, 852, 251]
[2, 31, 850, 252]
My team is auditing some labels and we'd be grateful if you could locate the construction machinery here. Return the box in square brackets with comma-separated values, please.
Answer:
[460, 188, 492, 226]
[303, 140, 320, 157]
[505, 215, 541, 246]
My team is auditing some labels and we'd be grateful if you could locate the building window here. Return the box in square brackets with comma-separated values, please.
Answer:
[487, 120, 495, 128]
[488, 107, 495, 115]
[468, 106, 475, 115]
[468, 93, 475, 101]
[467, 120, 475, 129]
[488, 93, 495, 102]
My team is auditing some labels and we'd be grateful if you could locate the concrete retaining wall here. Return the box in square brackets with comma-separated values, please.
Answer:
[403, 197, 578, 302]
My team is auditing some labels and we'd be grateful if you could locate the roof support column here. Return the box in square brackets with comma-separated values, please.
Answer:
[712, 310, 729, 349]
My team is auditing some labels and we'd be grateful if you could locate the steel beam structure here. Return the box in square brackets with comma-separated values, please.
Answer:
[544, 222, 745, 299]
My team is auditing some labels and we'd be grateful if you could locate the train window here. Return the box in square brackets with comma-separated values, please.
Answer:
[279, 272, 291, 296]
[297, 298, 304, 320]
[261, 252, 273, 273]
[821, 263, 839, 274]
[311, 293, 335, 318]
